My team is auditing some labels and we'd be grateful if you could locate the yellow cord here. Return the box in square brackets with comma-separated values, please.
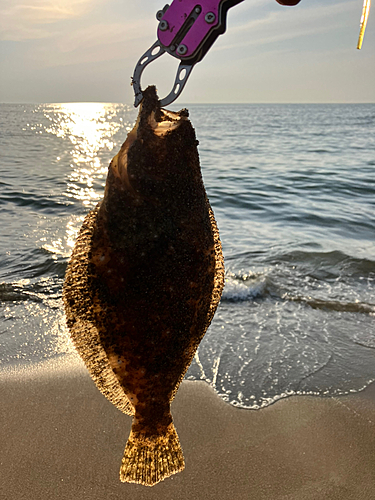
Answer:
[357, 0, 371, 49]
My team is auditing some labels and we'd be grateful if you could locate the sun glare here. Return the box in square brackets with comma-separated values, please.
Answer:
[46, 102, 118, 160]
[41, 102, 126, 255]
[357, 0, 371, 49]
[45, 102, 121, 207]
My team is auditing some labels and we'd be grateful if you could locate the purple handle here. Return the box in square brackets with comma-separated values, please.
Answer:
[158, 0, 221, 58]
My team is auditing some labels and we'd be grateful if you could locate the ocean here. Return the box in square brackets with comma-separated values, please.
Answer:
[0, 102, 374, 409]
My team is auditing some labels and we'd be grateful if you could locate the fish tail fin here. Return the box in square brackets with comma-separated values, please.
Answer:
[119, 421, 185, 486]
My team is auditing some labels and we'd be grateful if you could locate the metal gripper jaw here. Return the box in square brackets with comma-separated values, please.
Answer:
[132, 42, 194, 108]
[132, 0, 244, 107]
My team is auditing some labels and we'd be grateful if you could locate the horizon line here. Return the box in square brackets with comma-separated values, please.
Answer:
[1, 101, 375, 106]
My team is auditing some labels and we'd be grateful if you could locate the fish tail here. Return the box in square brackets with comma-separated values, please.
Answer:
[119, 421, 185, 486]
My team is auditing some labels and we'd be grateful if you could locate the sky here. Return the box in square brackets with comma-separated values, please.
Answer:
[0, 0, 374, 104]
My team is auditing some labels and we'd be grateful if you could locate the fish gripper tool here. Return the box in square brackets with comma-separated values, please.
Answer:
[132, 0, 244, 107]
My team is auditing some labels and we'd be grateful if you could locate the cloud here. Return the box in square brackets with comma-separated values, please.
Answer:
[217, 0, 356, 51]
[56, 20, 155, 55]
[0, 0, 100, 40]
[17, 18, 156, 71]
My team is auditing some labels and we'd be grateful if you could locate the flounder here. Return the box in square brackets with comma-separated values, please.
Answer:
[63, 86, 224, 486]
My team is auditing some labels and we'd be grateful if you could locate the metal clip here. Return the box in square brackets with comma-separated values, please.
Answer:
[132, 0, 244, 107]
[132, 41, 194, 107]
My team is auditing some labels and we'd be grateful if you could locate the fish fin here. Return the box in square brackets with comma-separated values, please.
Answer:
[63, 208, 134, 416]
[168, 198, 224, 405]
[69, 319, 134, 416]
[120, 422, 185, 486]
[206, 197, 225, 321]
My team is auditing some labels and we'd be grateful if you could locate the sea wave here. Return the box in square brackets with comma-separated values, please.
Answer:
[282, 294, 375, 315]
[221, 272, 267, 302]
[1, 102, 375, 410]
[0, 190, 71, 213]
[221, 269, 375, 316]
[0, 277, 62, 306]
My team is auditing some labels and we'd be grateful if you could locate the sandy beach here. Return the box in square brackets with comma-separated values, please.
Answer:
[1, 357, 375, 500]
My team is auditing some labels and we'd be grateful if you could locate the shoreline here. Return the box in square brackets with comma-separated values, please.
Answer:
[2, 357, 375, 499]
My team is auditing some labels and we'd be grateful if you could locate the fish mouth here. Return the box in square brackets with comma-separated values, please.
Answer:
[109, 86, 188, 188]
[148, 108, 186, 137]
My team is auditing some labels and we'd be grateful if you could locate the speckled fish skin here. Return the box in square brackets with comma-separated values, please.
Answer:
[63, 86, 224, 486]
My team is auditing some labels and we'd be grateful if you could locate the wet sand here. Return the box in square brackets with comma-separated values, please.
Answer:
[1, 357, 375, 500]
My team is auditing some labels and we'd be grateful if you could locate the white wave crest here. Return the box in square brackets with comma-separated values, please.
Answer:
[222, 272, 267, 302]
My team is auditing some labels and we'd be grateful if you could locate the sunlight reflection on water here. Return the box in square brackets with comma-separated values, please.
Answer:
[38, 102, 135, 257]
[44, 103, 121, 208]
